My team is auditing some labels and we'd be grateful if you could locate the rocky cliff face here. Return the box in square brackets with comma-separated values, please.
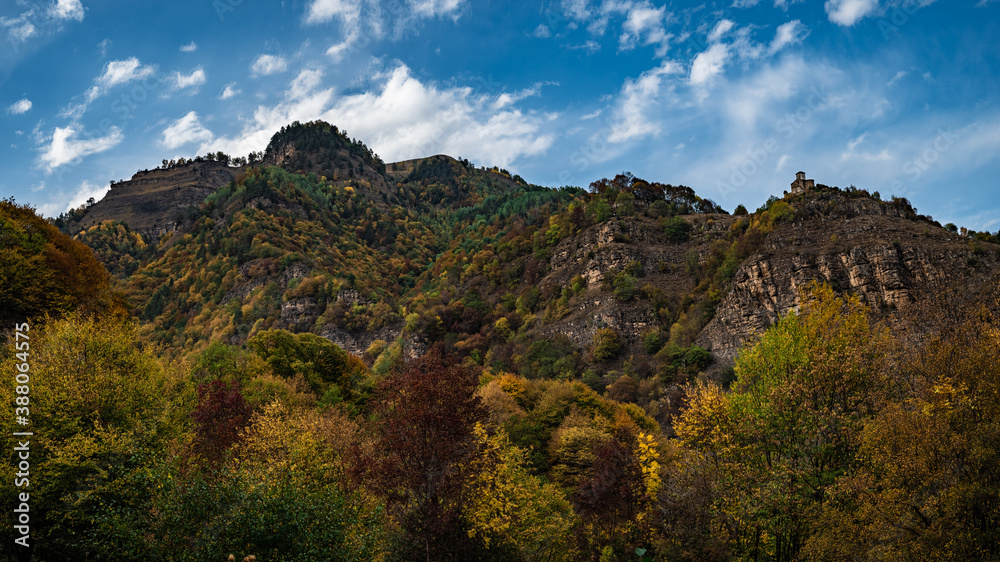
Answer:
[536, 213, 735, 351]
[696, 197, 998, 362]
[72, 160, 242, 239]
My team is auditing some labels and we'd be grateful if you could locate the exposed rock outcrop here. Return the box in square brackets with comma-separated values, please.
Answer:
[696, 205, 996, 362]
[72, 160, 243, 239]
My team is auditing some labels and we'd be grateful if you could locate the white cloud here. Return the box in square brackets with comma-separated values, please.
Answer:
[847, 133, 867, 150]
[59, 57, 157, 118]
[161, 111, 214, 149]
[8, 99, 32, 115]
[95, 57, 156, 90]
[322, 65, 554, 165]
[608, 60, 683, 142]
[38, 180, 109, 218]
[492, 83, 548, 110]
[220, 82, 241, 99]
[719, 58, 806, 130]
[200, 63, 555, 169]
[825, 0, 879, 26]
[170, 67, 207, 90]
[37, 180, 111, 218]
[561, 1, 673, 56]
[97, 38, 110, 57]
[572, 40, 601, 53]
[311, 0, 467, 61]
[289, 69, 325, 100]
[38, 125, 124, 172]
[768, 20, 808, 55]
[562, 0, 592, 21]
[180, 41, 197, 52]
[690, 43, 729, 86]
[251, 54, 288, 76]
[305, 0, 361, 24]
[708, 19, 735, 43]
[533, 24, 551, 38]
[68, 181, 109, 209]
[1, 13, 37, 44]
[50, 0, 84, 22]
[409, 0, 464, 19]
[887, 70, 908, 86]
[776, 154, 789, 171]
[840, 147, 892, 162]
[325, 30, 361, 62]
[619, 3, 670, 54]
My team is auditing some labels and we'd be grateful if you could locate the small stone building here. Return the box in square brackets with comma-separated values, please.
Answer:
[790, 171, 815, 195]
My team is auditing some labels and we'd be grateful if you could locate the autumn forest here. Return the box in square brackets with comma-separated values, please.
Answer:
[2, 121, 999, 561]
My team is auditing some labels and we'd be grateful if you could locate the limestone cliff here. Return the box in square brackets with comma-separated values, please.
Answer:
[71, 160, 243, 239]
[695, 194, 998, 362]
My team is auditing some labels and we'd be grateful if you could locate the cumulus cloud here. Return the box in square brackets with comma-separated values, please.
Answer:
[220, 83, 241, 99]
[50, 0, 84, 22]
[708, 19, 735, 43]
[825, 0, 879, 26]
[251, 54, 288, 76]
[619, 2, 670, 55]
[608, 60, 683, 142]
[690, 43, 729, 86]
[170, 67, 207, 90]
[200, 63, 555, 169]
[161, 111, 214, 149]
[768, 20, 808, 54]
[95, 57, 156, 90]
[38, 125, 123, 172]
[321, 65, 554, 165]
[180, 41, 197, 52]
[8, 99, 32, 115]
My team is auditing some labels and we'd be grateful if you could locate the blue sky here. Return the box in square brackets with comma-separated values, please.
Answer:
[2, 0, 999, 231]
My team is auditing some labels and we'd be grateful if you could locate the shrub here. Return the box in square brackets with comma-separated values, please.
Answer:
[592, 328, 622, 362]
[613, 272, 637, 301]
[643, 330, 663, 355]
[663, 216, 691, 242]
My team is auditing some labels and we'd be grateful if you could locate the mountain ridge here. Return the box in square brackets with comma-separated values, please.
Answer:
[57, 120, 1000, 428]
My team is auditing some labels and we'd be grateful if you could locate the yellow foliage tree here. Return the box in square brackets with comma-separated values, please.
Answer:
[462, 423, 578, 560]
